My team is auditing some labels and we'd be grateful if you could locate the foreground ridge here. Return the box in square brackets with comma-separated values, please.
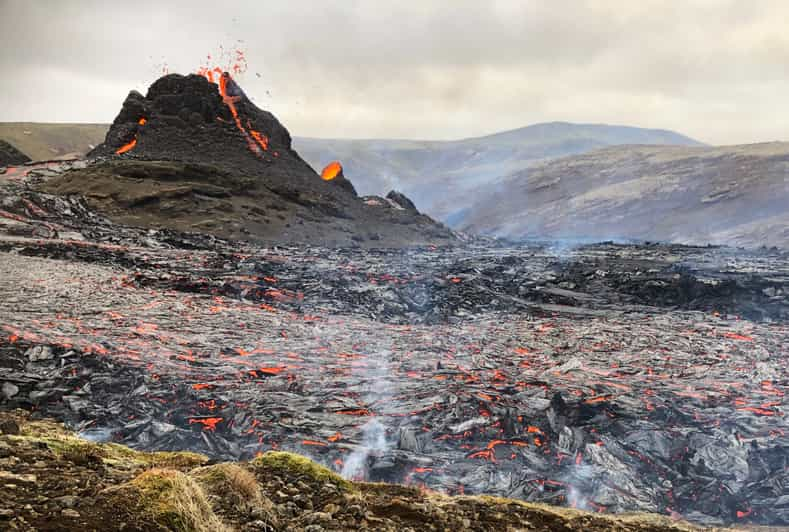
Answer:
[0, 410, 709, 531]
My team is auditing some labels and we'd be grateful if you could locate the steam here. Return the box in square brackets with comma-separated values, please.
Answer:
[340, 342, 397, 480]
[341, 417, 388, 479]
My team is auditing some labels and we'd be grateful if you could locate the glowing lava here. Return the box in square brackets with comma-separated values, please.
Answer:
[321, 161, 342, 181]
[196, 62, 269, 157]
[115, 117, 147, 155]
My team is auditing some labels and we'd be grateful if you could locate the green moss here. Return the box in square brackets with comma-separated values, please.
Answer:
[102, 443, 208, 469]
[9, 419, 206, 470]
[251, 451, 356, 493]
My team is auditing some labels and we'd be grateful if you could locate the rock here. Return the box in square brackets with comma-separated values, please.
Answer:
[1, 382, 19, 399]
[61, 508, 80, 518]
[0, 508, 14, 518]
[322, 503, 340, 516]
[26, 345, 54, 362]
[0, 419, 19, 435]
[304, 512, 332, 525]
[54, 495, 78, 508]
[386, 190, 418, 211]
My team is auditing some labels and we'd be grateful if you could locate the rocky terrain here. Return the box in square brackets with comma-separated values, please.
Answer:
[0, 410, 718, 532]
[459, 142, 789, 249]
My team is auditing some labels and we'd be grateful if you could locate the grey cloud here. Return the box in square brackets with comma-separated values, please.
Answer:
[1, 0, 789, 144]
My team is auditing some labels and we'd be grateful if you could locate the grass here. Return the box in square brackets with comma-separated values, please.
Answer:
[124, 468, 232, 532]
[192, 463, 277, 529]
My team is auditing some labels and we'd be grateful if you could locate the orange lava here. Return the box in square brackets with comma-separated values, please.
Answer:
[188, 417, 223, 431]
[196, 59, 267, 157]
[321, 161, 342, 181]
[115, 117, 147, 155]
[115, 138, 137, 155]
[723, 332, 754, 341]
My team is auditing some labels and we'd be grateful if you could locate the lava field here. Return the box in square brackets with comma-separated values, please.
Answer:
[0, 161, 787, 528]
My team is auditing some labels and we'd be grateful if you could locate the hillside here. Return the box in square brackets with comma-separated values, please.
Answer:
[0, 122, 107, 160]
[458, 142, 789, 249]
[293, 122, 703, 220]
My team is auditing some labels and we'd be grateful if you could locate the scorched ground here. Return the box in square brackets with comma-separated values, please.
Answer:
[0, 163, 787, 528]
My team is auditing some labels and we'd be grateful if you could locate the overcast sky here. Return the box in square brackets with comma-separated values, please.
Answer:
[1, 0, 788, 144]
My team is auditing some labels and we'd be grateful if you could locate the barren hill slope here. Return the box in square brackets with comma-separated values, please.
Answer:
[459, 142, 789, 248]
[293, 122, 703, 220]
[0, 122, 107, 160]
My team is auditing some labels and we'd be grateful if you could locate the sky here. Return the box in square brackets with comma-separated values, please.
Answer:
[1, 0, 788, 145]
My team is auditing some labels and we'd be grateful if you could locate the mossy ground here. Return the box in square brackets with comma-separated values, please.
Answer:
[252, 450, 356, 493]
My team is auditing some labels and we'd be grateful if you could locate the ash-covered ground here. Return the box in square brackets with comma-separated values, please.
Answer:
[0, 162, 787, 528]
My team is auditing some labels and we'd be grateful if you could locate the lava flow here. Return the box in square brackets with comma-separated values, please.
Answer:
[115, 117, 147, 155]
[196, 65, 269, 156]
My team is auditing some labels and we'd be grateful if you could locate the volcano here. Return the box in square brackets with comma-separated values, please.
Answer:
[46, 73, 454, 247]
[88, 73, 308, 179]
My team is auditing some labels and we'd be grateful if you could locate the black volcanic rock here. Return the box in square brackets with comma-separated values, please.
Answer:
[89, 74, 307, 181]
[0, 140, 31, 166]
[387, 190, 417, 211]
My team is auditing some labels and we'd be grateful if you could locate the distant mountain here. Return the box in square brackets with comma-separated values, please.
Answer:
[458, 142, 789, 249]
[293, 122, 703, 221]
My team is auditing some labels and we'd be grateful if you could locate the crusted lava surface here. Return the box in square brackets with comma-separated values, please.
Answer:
[0, 162, 788, 528]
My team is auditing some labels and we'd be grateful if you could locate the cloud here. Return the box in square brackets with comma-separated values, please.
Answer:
[1, 0, 788, 144]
